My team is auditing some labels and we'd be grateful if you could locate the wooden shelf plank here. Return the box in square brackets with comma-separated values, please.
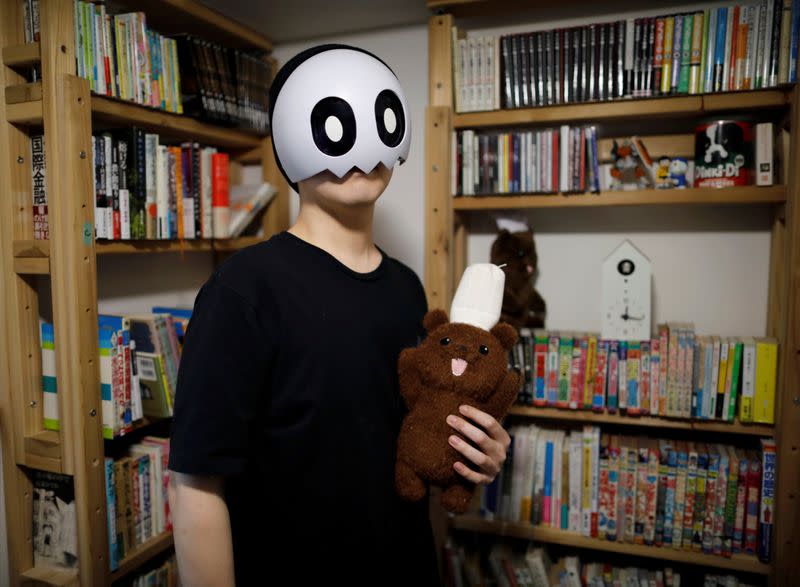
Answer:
[2, 42, 41, 68]
[15, 237, 265, 256]
[91, 95, 263, 150]
[110, 0, 271, 52]
[13, 256, 49, 274]
[20, 566, 79, 586]
[451, 515, 771, 574]
[508, 406, 774, 436]
[95, 239, 214, 255]
[453, 90, 790, 128]
[6, 100, 43, 125]
[213, 235, 265, 252]
[109, 531, 174, 583]
[5, 81, 42, 104]
[453, 186, 787, 209]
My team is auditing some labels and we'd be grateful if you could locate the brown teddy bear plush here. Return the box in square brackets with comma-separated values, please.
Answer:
[395, 309, 520, 513]
[490, 228, 547, 330]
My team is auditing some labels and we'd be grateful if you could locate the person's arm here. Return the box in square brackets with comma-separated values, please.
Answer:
[169, 473, 235, 587]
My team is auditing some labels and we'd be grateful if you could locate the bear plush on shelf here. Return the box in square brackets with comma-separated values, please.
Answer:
[489, 223, 547, 331]
[395, 264, 520, 514]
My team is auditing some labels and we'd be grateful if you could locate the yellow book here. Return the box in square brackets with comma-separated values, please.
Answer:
[716, 339, 729, 420]
[753, 337, 778, 424]
[661, 17, 675, 94]
[583, 334, 597, 410]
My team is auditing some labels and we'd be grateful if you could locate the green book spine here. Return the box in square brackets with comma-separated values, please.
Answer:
[678, 14, 694, 93]
[698, 10, 711, 94]
[727, 342, 742, 422]
[557, 336, 573, 408]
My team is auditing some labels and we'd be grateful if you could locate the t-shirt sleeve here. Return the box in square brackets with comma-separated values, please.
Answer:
[168, 274, 271, 476]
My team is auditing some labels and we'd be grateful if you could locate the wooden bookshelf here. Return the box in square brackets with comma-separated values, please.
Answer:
[109, 531, 175, 583]
[425, 9, 800, 584]
[453, 185, 787, 209]
[507, 405, 774, 436]
[453, 89, 791, 129]
[0, 0, 287, 584]
[451, 515, 771, 575]
[91, 94, 263, 150]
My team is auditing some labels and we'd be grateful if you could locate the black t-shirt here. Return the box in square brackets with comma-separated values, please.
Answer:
[168, 231, 440, 586]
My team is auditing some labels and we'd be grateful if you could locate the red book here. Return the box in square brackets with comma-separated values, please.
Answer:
[211, 153, 230, 239]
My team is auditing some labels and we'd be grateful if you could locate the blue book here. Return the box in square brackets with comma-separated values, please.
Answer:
[105, 458, 118, 571]
[713, 8, 728, 91]
[543, 438, 553, 526]
[790, 0, 800, 83]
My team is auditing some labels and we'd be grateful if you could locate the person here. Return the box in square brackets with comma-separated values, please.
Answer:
[167, 44, 511, 586]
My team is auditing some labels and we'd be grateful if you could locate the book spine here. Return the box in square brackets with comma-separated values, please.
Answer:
[546, 334, 559, 406]
[649, 339, 660, 415]
[713, 448, 729, 555]
[722, 448, 739, 556]
[105, 458, 118, 571]
[593, 340, 608, 411]
[754, 339, 777, 424]
[671, 445, 688, 548]
[732, 453, 748, 554]
[607, 340, 619, 412]
[744, 454, 762, 554]
[740, 341, 757, 422]
[31, 134, 48, 240]
[681, 446, 698, 549]
[759, 439, 776, 562]
[606, 438, 619, 541]
[691, 450, 708, 551]
[663, 446, 677, 546]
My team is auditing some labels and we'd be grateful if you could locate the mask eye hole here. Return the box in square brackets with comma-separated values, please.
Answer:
[440, 337, 450, 346]
[311, 97, 356, 156]
[479, 345, 489, 355]
[374, 89, 405, 148]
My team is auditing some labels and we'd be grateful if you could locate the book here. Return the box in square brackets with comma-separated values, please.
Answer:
[759, 437, 776, 562]
[32, 470, 78, 569]
[31, 134, 48, 239]
[753, 337, 778, 424]
[227, 182, 277, 238]
[41, 321, 58, 431]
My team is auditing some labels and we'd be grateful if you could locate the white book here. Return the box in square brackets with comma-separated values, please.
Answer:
[155, 146, 168, 239]
[510, 425, 528, 522]
[494, 35, 502, 110]
[477, 36, 487, 111]
[559, 125, 569, 193]
[533, 428, 547, 526]
[756, 122, 774, 186]
[201, 147, 216, 237]
[522, 426, 539, 523]
[144, 133, 159, 239]
[569, 431, 582, 532]
[590, 426, 600, 526]
[119, 189, 130, 240]
[458, 39, 468, 112]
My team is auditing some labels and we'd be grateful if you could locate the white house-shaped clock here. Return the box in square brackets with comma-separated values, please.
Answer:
[601, 240, 651, 341]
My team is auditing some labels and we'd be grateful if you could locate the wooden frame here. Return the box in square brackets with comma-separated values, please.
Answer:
[425, 9, 800, 585]
[0, 0, 286, 584]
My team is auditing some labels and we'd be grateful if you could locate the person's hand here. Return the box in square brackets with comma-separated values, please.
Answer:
[446, 404, 511, 485]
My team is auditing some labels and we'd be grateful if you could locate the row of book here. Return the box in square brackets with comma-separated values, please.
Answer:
[446, 539, 682, 587]
[454, 1, 800, 112]
[445, 539, 757, 587]
[177, 35, 272, 133]
[73, 1, 183, 113]
[131, 555, 178, 587]
[482, 425, 776, 562]
[105, 437, 172, 571]
[453, 126, 602, 196]
[40, 307, 188, 439]
[508, 326, 778, 424]
[31, 132, 275, 241]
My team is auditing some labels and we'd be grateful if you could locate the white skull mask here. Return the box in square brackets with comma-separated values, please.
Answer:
[270, 46, 411, 187]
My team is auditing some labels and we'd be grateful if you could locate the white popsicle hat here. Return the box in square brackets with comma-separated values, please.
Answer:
[450, 263, 506, 331]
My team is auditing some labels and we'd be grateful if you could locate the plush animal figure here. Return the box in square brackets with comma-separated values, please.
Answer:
[490, 228, 546, 330]
[395, 308, 520, 513]
[669, 157, 689, 188]
[609, 139, 649, 190]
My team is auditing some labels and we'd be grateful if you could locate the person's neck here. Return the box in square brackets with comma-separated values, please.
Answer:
[288, 197, 381, 274]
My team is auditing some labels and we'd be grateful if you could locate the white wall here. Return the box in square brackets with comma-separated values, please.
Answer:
[272, 24, 430, 276]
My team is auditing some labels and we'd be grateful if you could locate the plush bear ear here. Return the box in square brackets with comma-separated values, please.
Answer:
[423, 309, 449, 333]
[490, 322, 518, 350]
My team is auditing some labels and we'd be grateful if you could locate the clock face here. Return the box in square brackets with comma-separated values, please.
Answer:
[601, 246, 652, 341]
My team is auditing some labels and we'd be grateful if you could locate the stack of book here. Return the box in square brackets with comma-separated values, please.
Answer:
[104, 437, 171, 571]
[481, 426, 776, 562]
[176, 35, 272, 133]
[453, 126, 601, 196]
[40, 309, 185, 439]
[509, 326, 778, 424]
[73, 1, 182, 113]
[453, 1, 800, 112]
